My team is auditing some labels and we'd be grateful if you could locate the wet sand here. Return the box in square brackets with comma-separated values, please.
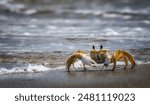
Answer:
[0, 64, 149, 88]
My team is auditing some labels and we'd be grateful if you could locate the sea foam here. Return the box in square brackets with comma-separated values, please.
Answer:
[0, 64, 53, 75]
[0, 61, 149, 75]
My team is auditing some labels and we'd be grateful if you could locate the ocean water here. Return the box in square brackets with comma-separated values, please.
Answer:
[0, 0, 150, 74]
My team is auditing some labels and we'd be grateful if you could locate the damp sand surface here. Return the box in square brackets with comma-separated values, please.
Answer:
[0, 64, 149, 88]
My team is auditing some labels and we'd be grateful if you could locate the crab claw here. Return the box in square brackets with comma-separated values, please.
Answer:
[66, 52, 97, 72]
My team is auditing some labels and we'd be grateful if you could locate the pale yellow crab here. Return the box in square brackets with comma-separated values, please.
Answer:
[66, 46, 136, 71]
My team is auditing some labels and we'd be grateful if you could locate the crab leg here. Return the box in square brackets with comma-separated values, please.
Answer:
[123, 56, 128, 69]
[122, 50, 136, 69]
[114, 50, 136, 69]
[110, 54, 116, 71]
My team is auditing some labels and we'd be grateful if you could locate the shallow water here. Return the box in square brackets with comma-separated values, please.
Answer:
[0, 0, 150, 74]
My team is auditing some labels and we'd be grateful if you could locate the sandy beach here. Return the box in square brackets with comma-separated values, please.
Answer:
[0, 64, 149, 88]
[0, 0, 150, 88]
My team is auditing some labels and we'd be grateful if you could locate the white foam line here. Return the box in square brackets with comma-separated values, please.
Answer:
[0, 64, 51, 75]
[0, 61, 150, 75]
[70, 60, 150, 71]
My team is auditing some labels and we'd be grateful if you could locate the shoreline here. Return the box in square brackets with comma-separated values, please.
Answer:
[0, 64, 149, 88]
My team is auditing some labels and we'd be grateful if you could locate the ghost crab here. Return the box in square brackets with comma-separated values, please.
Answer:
[66, 45, 136, 71]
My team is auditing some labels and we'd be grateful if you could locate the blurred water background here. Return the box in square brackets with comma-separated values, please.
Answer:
[0, 0, 150, 74]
